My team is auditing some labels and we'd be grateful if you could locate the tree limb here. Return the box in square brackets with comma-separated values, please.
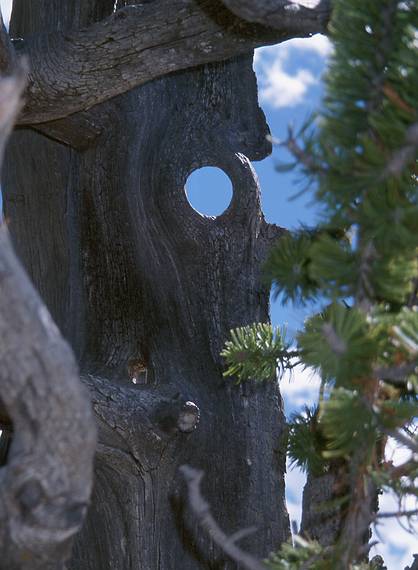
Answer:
[383, 428, 418, 454]
[17, 0, 329, 126]
[221, 0, 331, 34]
[373, 362, 418, 385]
[180, 465, 268, 570]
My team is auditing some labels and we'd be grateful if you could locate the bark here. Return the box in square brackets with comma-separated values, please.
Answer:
[3, 0, 292, 568]
[0, 56, 96, 570]
[221, 0, 331, 34]
[0, 228, 96, 570]
[14, 0, 328, 127]
[300, 468, 345, 546]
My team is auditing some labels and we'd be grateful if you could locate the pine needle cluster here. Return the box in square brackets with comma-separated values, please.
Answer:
[222, 0, 418, 567]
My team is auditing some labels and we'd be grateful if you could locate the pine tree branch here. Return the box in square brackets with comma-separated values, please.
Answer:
[180, 465, 268, 570]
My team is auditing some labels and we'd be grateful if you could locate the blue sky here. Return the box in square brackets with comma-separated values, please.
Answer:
[0, 0, 415, 567]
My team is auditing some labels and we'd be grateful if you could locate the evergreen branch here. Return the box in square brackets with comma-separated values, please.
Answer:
[180, 465, 267, 570]
[221, 323, 295, 382]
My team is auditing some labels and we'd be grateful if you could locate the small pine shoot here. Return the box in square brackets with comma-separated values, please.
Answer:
[221, 323, 295, 382]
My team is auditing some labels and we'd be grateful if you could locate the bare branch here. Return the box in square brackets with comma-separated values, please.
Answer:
[374, 362, 418, 385]
[180, 465, 268, 570]
[221, 0, 331, 34]
[383, 428, 418, 454]
[284, 126, 326, 174]
[377, 509, 418, 519]
[18, 0, 328, 126]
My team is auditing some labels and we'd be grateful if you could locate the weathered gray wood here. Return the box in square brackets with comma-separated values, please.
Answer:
[221, 0, 331, 34]
[0, 228, 97, 570]
[0, 61, 96, 570]
[300, 468, 344, 546]
[0, 1, 338, 568]
[14, 0, 325, 126]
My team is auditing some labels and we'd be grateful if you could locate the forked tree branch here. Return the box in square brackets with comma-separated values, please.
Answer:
[15, 0, 330, 126]
[180, 465, 268, 570]
[0, 67, 97, 570]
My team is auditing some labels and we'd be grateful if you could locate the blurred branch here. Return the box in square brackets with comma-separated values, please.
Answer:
[383, 428, 418, 454]
[374, 362, 418, 384]
[384, 122, 418, 178]
[180, 465, 267, 570]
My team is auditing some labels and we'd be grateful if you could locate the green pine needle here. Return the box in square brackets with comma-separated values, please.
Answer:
[297, 303, 377, 386]
[221, 323, 295, 383]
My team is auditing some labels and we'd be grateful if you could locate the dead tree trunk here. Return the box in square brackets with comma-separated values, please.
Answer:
[3, 1, 291, 568]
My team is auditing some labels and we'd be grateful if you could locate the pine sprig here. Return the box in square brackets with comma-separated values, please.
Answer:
[288, 407, 327, 475]
[297, 303, 377, 387]
[221, 323, 296, 383]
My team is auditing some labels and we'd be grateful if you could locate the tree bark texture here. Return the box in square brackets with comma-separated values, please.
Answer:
[220, 0, 331, 34]
[10, 0, 329, 127]
[3, 1, 290, 568]
[0, 67, 96, 570]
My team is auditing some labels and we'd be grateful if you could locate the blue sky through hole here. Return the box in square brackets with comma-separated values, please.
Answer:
[186, 167, 233, 217]
[0, 0, 415, 566]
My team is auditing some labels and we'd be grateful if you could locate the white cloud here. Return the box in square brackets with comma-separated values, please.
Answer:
[371, 492, 418, 569]
[0, 0, 13, 27]
[254, 34, 333, 109]
[280, 363, 321, 415]
[285, 34, 333, 58]
[286, 460, 307, 531]
[258, 58, 316, 109]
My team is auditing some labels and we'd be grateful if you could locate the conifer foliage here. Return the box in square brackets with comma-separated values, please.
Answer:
[223, 0, 418, 567]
